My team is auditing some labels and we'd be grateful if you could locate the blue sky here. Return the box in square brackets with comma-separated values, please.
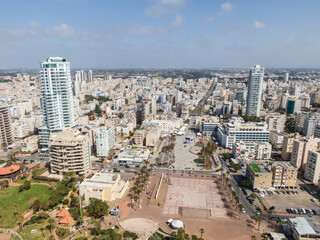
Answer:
[0, 0, 319, 69]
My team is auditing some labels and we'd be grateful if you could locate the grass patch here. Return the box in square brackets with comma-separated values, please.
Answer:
[13, 223, 51, 240]
[0, 185, 52, 228]
[249, 163, 261, 173]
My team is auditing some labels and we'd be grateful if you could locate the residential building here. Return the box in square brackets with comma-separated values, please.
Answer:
[303, 115, 320, 137]
[21, 135, 38, 153]
[281, 134, 300, 161]
[315, 125, 320, 139]
[246, 163, 273, 189]
[0, 105, 13, 147]
[266, 113, 286, 132]
[286, 98, 302, 114]
[304, 150, 320, 184]
[291, 137, 320, 171]
[49, 128, 91, 177]
[271, 162, 298, 189]
[134, 130, 146, 146]
[145, 129, 160, 147]
[95, 126, 115, 158]
[269, 131, 285, 148]
[38, 57, 75, 149]
[246, 65, 264, 117]
[232, 141, 272, 162]
[80, 172, 129, 205]
[217, 117, 269, 148]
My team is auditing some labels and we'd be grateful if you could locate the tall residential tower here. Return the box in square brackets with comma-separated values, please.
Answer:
[38, 57, 75, 149]
[246, 65, 264, 117]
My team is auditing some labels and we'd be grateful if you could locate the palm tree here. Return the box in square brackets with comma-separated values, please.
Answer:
[254, 215, 261, 231]
[237, 204, 244, 219]
[40, 227, 45, 238]
[276, 217, 283, 231]
[200, 228, 205, 240]
[219, 167, 224, 180]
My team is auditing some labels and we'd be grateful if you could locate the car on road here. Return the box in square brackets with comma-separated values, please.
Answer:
[189, 171, 196, 174]
[253, 210, 260, 215]
[242, 208, 246, 213]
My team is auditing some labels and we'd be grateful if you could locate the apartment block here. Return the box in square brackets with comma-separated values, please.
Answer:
[281, 133, 300, 161]
[0, 105, 13, 147]
[246, 163, 273, 189]
[271, 162, 298, 189]
[290, 137, 320, 171]
[304, 150, 320, 184]
[95, 126, 115, 158]
[49, 128, 91, 177]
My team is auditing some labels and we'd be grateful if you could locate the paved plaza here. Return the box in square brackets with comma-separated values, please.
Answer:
[163, 177, 228, 218]
[119, 218, 159, 236]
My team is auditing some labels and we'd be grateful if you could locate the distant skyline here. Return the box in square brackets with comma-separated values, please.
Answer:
[0, 0, 320, 69]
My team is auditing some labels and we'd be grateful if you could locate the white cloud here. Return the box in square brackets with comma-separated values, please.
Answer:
[126, 23, 169, 36]
[170, 15, 184, 27]
[221, 2, 233, 12]
[252, 21, 266, 29]
[144, 5, 167, 17]
[159, 0, 185, 6]
[44, 24, 87, 39]
[204, 16, 215, 23]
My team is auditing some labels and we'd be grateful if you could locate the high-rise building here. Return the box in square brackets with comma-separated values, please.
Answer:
[304, 150, 320, 184]
[303, 115, 320, 137]
[95, 126, 115, 158]
[290, 137, 320, 171]
[38, 57, 75, 149]
[87, 70, 93, 82]
[49, 128, 91, 177]
[0, 105, 13, 147]
[246, 65, 264, 117]
[284, 72, 289, 82]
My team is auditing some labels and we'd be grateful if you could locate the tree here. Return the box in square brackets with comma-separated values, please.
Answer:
[19, 180, 31, 192]
[32, 199, 41, 212]
[254, 215, 261, 231]
[241, 179, 251, 188]
[251, 236, 257, 240]
[250, 193, 257, 200]
[238, 204, 244, 219]
[284, 117, 295, 133]
[118, 112, 124, 119]
[276, 217, 283, 231]
[200, 228, 205, 240]
[47, 218, 55, 233]
[86, 198, 109, 219]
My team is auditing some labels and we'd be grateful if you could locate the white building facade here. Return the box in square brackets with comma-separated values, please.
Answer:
[95, 126, 115, 158]
[246, 65, 264, 117]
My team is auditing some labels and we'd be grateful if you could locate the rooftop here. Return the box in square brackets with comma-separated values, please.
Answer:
[289, 217, 317, 235]
[249, 163, 261, 173]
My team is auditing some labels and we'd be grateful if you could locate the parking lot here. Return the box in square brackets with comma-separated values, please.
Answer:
[171, 133, 202, 170]
[261, 189, 320, 214]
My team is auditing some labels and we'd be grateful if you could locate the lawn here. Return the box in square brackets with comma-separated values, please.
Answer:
[13, 223, 51, 240]
[249, 163, 261, 173]
[0, 185, 52, 228]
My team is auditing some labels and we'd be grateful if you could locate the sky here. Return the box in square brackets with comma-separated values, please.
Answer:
[0, 0, 320, 69]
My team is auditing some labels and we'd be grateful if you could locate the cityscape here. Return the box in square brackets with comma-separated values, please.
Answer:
[1, 1, 320, 240]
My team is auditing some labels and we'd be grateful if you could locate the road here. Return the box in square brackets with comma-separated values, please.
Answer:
[194, 80, 217, 112]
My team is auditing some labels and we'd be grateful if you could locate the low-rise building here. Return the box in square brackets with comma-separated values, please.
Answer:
[114, 148, 150, 166]
[288, 216, 320, 240]
[266, 113, 286, 132]
[134, 130, 146, 146]
[80, 172, 129, 205]
[21, 135, 38, 153]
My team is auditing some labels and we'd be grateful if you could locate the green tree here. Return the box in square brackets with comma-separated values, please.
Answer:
[254, 215, 262, 231]
[238, 204, 244, 219]
[251, 235, 257, 240]
[200, 228, 205, 240]
[47, 217, 55, 233]
[250, 193, 257, 200]
[86, 198, 109, 219]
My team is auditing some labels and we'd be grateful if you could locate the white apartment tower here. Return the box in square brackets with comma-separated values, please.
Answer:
[246, 65, 264, 117]
[38, 57, 75, 149]
[88, 70, 93, 82]
[95, 126, 115, 158]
